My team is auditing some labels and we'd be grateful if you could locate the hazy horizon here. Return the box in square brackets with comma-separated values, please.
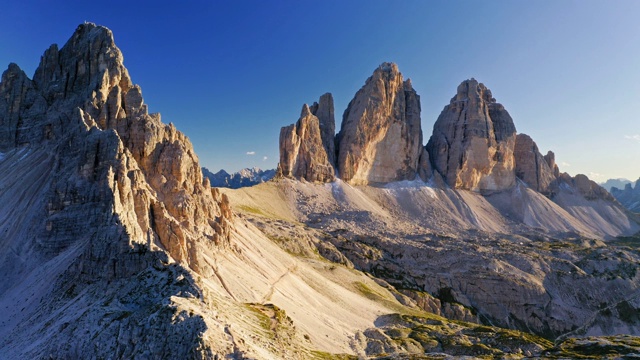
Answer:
[2, 1, 638, 181]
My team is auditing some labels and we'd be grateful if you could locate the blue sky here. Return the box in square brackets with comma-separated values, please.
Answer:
[1, 0, 639, 181]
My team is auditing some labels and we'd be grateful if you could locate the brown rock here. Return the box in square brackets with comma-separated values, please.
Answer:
[337, 63, 423, 185]
[514, 133, 557, 194]
[426, 79, 517, 192]
[278, 103, 335, 182]
[309, 92, 336, 167]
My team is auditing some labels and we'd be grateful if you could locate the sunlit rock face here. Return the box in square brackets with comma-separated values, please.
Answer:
[427, 79, 517, 192]
[337, 62, 423, 185]
[278, 95, 336, 182]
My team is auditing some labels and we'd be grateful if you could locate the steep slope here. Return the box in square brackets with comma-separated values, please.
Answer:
[225, 178, 640, 342]
[337, 63, 425, 185]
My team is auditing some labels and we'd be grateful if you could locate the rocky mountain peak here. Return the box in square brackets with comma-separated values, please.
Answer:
[300, 103, 312, 117]
[337, 62, 423, 184]
[34, 23, 131, 99]
[0, 22, 233, 280]
[427, 79, 517, 191]
[453, 78, 496, 104]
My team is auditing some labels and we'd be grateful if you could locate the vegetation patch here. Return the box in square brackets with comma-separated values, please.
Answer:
[237, 205, 268, 217]
[309, 350, 357, 360]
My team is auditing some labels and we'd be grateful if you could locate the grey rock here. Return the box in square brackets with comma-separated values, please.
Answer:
[426, 79, 517, 192]
[514, 133, 557, 194]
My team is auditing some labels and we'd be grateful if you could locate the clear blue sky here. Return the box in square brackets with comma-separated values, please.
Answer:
[2, 0, 639, 181]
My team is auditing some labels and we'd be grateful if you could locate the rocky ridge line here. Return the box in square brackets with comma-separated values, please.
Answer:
[0, 23, 234, 357]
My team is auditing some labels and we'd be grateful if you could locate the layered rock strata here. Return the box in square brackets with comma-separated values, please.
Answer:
[337, 63, 424, 185]
[427, 79, 517, 192]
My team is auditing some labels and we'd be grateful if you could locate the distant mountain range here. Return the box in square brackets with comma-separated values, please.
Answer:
[610, 179, 640, 213]
[202, 167, 275, 188]
[600, 178, 632, 191]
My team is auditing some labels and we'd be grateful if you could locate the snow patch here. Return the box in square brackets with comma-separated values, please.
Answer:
[383, 179, 428, 189]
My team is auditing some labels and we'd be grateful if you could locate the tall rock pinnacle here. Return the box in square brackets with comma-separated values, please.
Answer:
[514, 133, 557, 194]
[278, 95, 336, 182]
[337, 62, 423, 185]
[426, 79, 517, 191]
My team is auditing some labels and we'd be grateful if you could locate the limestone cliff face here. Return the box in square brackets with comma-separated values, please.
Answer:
[514, 134, 557, 194]
[278, 97, 336, 182]
[427, 79, 517, 192]
[0, 23, 232, 278]
[309, 93, 336, 167]
[337, 63, 423, 185]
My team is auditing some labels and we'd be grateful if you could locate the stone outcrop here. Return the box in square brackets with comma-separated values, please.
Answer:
[514, 133, 557, 194]
[426, 79, 517, 192]
[278, 99, 335, 182]
[0, 23, 233, 357]
[611, 179, 640, 212]
[337, 63, 423, 185]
